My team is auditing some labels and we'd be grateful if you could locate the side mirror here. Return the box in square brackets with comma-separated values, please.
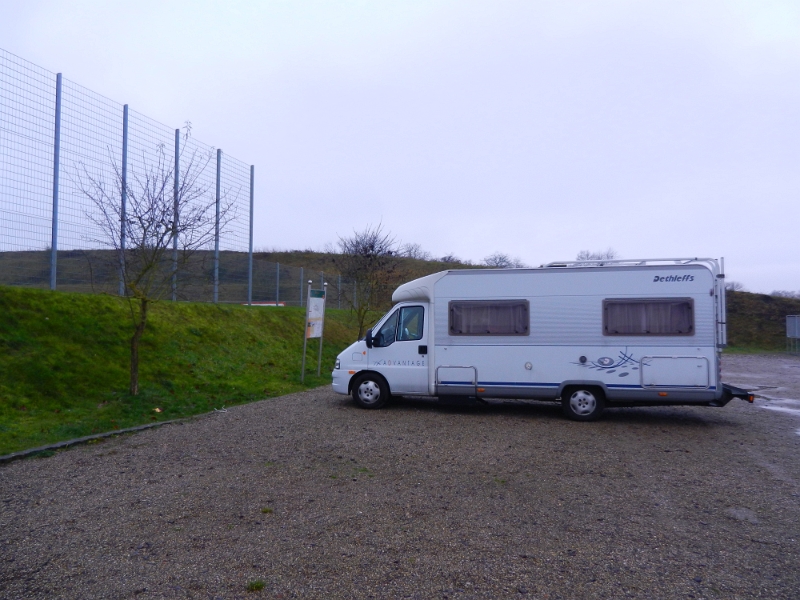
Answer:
[365, 328, 374, 348]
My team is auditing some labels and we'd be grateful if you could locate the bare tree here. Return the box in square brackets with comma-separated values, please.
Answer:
[771, 290, 800, 298]
[438, 253, 475, 265]
[79, 129, 233, 395]
[482, 252, 528, 268]
[576, 248, 619, 262]
[332, 224, 401, 337]
[725, 281, 746, 292]
[398, 242, 432, 261]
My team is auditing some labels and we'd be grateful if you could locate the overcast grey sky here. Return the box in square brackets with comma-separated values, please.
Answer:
[1, 0, 798, 293]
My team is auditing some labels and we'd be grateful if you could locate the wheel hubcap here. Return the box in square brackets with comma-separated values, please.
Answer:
[569, 390, 596, 415]
[357, 381, 381, 404]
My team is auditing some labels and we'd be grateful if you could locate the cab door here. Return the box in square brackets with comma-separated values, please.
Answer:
[368, 304, 428, 394]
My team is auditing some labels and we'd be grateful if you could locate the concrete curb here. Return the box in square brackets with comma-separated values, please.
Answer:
[0, 418, 187, 464]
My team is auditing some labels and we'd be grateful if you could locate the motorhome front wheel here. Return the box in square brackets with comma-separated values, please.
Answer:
[562, 387, 605, 421]
[351, 374, 390, 409]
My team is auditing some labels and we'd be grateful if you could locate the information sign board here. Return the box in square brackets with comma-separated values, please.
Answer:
[306, 289, 326, 339]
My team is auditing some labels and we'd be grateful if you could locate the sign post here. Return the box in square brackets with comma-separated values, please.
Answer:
[316, 283, 328, 375]
[301, 281, 327, 381]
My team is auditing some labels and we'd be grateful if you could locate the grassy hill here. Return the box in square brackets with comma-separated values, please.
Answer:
[0, 249, 474, 306]
[254, 250, 474, 278]
[726, 290, 800, 351]
[0, 286, 362, 455]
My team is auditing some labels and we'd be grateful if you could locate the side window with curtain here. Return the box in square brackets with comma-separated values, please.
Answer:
[448, 300, 529, 336]
[603, 298, 694, 336]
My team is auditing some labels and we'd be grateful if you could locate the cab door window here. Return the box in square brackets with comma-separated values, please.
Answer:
[373, 306, 424, 347]
[397, 306, 424, 341]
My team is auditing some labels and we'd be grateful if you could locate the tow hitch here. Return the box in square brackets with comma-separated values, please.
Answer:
[710, 383, 755, 407]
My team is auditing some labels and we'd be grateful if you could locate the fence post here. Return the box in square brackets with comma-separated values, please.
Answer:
[338, 274, 341, 309]
[276, 262, 280, 305]
[214, 149, 221, 303]
[300, 267, 304, 307]
[119, 104, 128, 297]
[248, 165, 254, 306]
[172, 128, 179, 301]
[50, 73, 62, 291]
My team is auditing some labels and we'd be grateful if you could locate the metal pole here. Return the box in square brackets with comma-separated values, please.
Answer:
[50, 73, 62, 291]
[300, 280, 311, 382]
[119, 104, 128, 297]
[276, 262, 280, 305]
[248, 165, 254, 305]
[300, 267, 304, 307]
[317, 282, 327, 376]
[172, 128, 179, 301]
[214, 149, 221, 303]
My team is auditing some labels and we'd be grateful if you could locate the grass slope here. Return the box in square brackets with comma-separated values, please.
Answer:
[254, 250, 475, 279]
[726, 290, 800, 352]
[0, 286, 360, 455]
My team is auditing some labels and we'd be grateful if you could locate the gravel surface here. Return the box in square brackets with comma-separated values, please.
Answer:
[2, 354, 800, 599]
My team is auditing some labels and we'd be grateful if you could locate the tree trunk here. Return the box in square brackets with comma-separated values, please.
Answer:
[129, 297, 148, 395]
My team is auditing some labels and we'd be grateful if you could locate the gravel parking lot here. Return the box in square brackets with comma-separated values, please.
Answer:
[2, 354, 800, 599]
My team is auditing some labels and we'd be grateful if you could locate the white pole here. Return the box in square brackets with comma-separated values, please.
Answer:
[317, 282, 327, 376]
[300, 280, 311, 382]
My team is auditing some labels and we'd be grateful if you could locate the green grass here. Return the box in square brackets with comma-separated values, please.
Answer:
[0, 285, 360, 455]
[246, 580, 266, 592]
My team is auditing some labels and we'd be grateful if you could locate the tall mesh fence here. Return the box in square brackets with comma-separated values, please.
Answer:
[0, 48, 361, 310]
[0, 49, 55, 285]
[0, 47, 274, 303]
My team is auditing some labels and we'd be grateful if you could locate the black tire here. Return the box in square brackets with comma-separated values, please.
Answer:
[561, 386, 605, 421]
[351, 373, 390, 409]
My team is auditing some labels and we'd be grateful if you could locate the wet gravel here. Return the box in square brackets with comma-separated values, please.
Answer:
[2, 354, 800, 599]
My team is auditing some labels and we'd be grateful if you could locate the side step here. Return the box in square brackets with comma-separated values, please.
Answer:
[709, 383, 755, 407]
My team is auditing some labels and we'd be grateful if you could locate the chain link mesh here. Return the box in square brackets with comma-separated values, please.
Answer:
[0, 48, 269, 302]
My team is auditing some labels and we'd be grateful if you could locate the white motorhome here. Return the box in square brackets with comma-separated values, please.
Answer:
[331, 258, 753, 420]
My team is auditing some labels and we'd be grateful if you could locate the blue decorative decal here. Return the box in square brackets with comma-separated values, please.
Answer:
[573, 348, 641, 378]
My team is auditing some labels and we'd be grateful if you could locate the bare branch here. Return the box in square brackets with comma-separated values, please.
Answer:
[331, 224, 402, 337]
[76, 133, 233, 394]
[576, 248, 619, 262]
[482, 252, 528, 268]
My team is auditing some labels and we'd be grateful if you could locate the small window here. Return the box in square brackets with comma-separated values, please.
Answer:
[449, 300, 529, 336]
[603, 298, 694, 336]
